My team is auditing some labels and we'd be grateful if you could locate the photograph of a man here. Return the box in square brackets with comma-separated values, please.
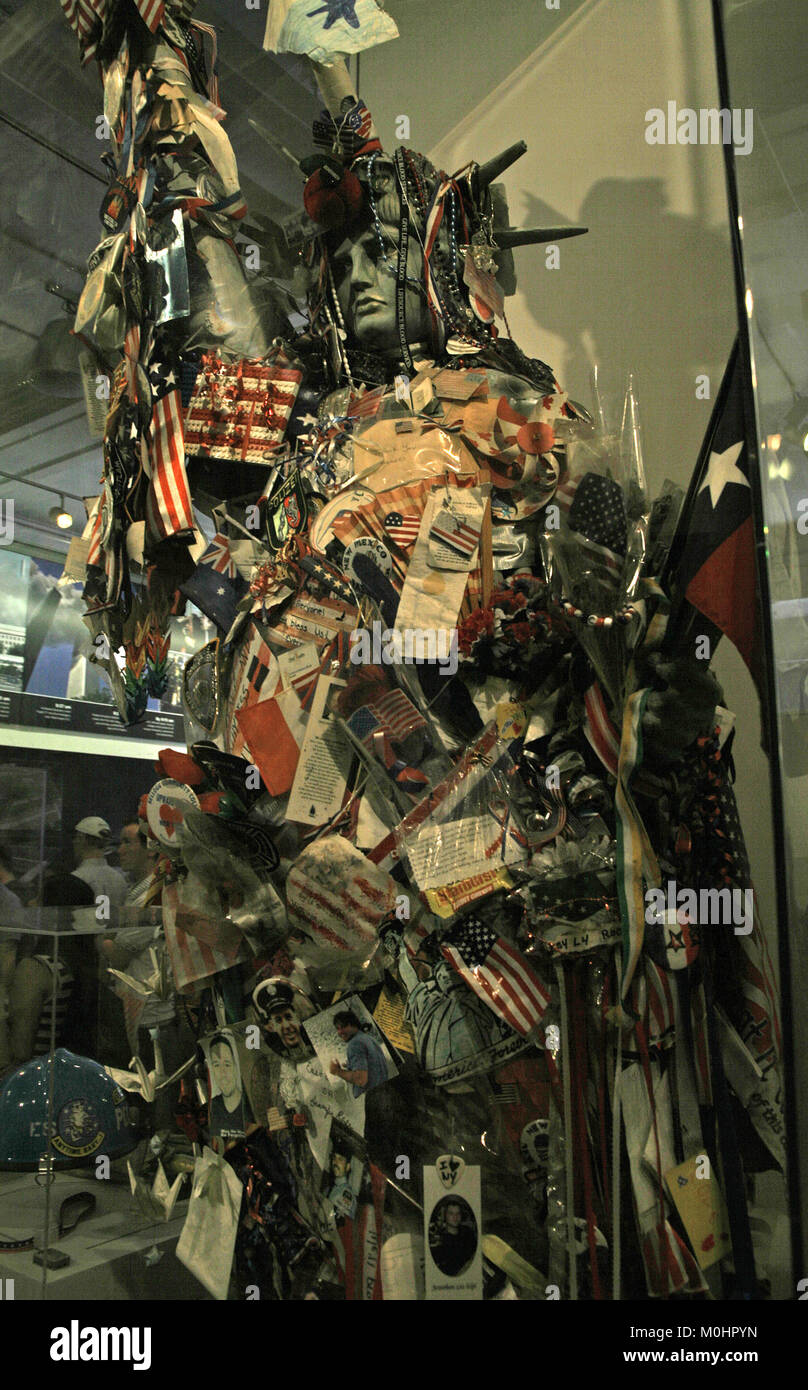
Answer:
[329, 1009, 391, 1098]
[206, 1031, 250, 1142]
[326, 1141, 359, 1223]
[428, 1196, 478, 1279]
[252, 978, 313, 1060]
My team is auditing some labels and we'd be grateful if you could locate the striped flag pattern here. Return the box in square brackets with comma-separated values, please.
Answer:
[84, 496, 104, 571]
[383, 511, 421, 550]
[136, 0, 166, 31]
[162, 881, 243, 992]
[583, 682, 621, 777]
[146, 362, 195, 543]
[367, 688, 427, 744]
[61, 0, 198, 62]
[184, 360, 302, 464]
[286, 842, 396, 958]
[347, 385, 386, 420]
[640, 1217, 708, 1298]
[441, 916, 551, 1038]
[429, 512, 480, 559]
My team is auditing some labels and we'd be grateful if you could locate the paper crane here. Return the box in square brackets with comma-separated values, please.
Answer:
[107, 946, 173, 1004]
[105, 1031, 195, 1105]
[127, 1158, 185, 1224]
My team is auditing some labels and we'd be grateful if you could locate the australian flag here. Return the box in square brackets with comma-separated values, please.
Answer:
[180, 533, 247, 633]
[667, 338, 762, 690]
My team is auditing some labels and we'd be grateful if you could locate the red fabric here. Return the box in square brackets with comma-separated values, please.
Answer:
[686, 515, 761, 685]
[303, 168, 363, 229]
[156, 748, 205, 785]
[236, 697, 300, 796]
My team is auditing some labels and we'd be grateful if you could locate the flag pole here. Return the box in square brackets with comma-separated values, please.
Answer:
[709, 0, 802, 1284]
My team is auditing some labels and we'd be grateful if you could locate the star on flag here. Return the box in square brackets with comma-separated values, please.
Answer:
[697, 440, 749, 509]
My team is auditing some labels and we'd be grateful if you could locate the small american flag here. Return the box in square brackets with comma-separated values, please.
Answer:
[348, 688, 427, 747]
[555, 472, 626, 579]
[429, 512, 480, 559]
[146, 360, 195, 544]
[384, 511, 421, 549]
[347, 386, 386, 420]
[441, 916, 551, 1038]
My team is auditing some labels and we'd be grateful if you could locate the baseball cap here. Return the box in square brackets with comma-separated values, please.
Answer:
[74, 816, 111, 840]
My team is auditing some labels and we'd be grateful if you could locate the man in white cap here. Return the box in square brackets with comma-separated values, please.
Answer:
[72, 817, 128, 918]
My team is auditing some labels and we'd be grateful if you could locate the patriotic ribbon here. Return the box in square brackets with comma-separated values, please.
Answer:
[583, 682, 621, 777]
[613, 688, 660, 1018]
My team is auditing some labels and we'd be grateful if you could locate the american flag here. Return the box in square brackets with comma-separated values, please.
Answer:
[555, 472, 626, 581]
[60, 0, 193, 63]
[429, 512, 480, 559]
[313, 99, 380, 159]
[348, 688, 427, 747]
[441, 916, 551, 1038]
[347, 385, 386, 420]
[162, 880, 244, 992]
[383, 512, 421, 549]
[146, 360, 195, 544]
[285, 842, 396, 955]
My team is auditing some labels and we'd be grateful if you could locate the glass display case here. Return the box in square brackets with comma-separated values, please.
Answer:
[0, 0, 802, 1326]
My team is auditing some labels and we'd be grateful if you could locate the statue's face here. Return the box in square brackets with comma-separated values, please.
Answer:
[329, 173, 434, 358]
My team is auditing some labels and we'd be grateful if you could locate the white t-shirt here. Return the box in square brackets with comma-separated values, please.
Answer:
[72, 859, 128, 916]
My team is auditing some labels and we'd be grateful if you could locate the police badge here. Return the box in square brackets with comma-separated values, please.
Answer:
[264, 467, 308, 553]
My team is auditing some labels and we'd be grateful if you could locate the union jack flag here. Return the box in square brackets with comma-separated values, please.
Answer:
[200, 533, 239, 578]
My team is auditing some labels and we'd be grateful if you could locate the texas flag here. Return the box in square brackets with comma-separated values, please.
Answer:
[668, 338, 763, 691]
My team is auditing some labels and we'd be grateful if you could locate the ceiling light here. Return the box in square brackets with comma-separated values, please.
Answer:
[48, 496, 73, 529]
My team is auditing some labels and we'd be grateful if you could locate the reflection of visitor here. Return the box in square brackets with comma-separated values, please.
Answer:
[71, 818, 127, 917]
[326, 1145, 357, 1222]
[329, 1010, 388, 1097]
[208, 1032, 248, 1139]
[430, 1199, 477, 1278]
[0, 873, 93, 1073]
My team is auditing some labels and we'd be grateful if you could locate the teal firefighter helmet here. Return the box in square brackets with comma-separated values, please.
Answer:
[0, 1049, 138, 1170]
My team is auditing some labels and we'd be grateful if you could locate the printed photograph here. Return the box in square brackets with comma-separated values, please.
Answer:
[427, 1195, 479, 1279]
[305, 995, 398, 1097]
